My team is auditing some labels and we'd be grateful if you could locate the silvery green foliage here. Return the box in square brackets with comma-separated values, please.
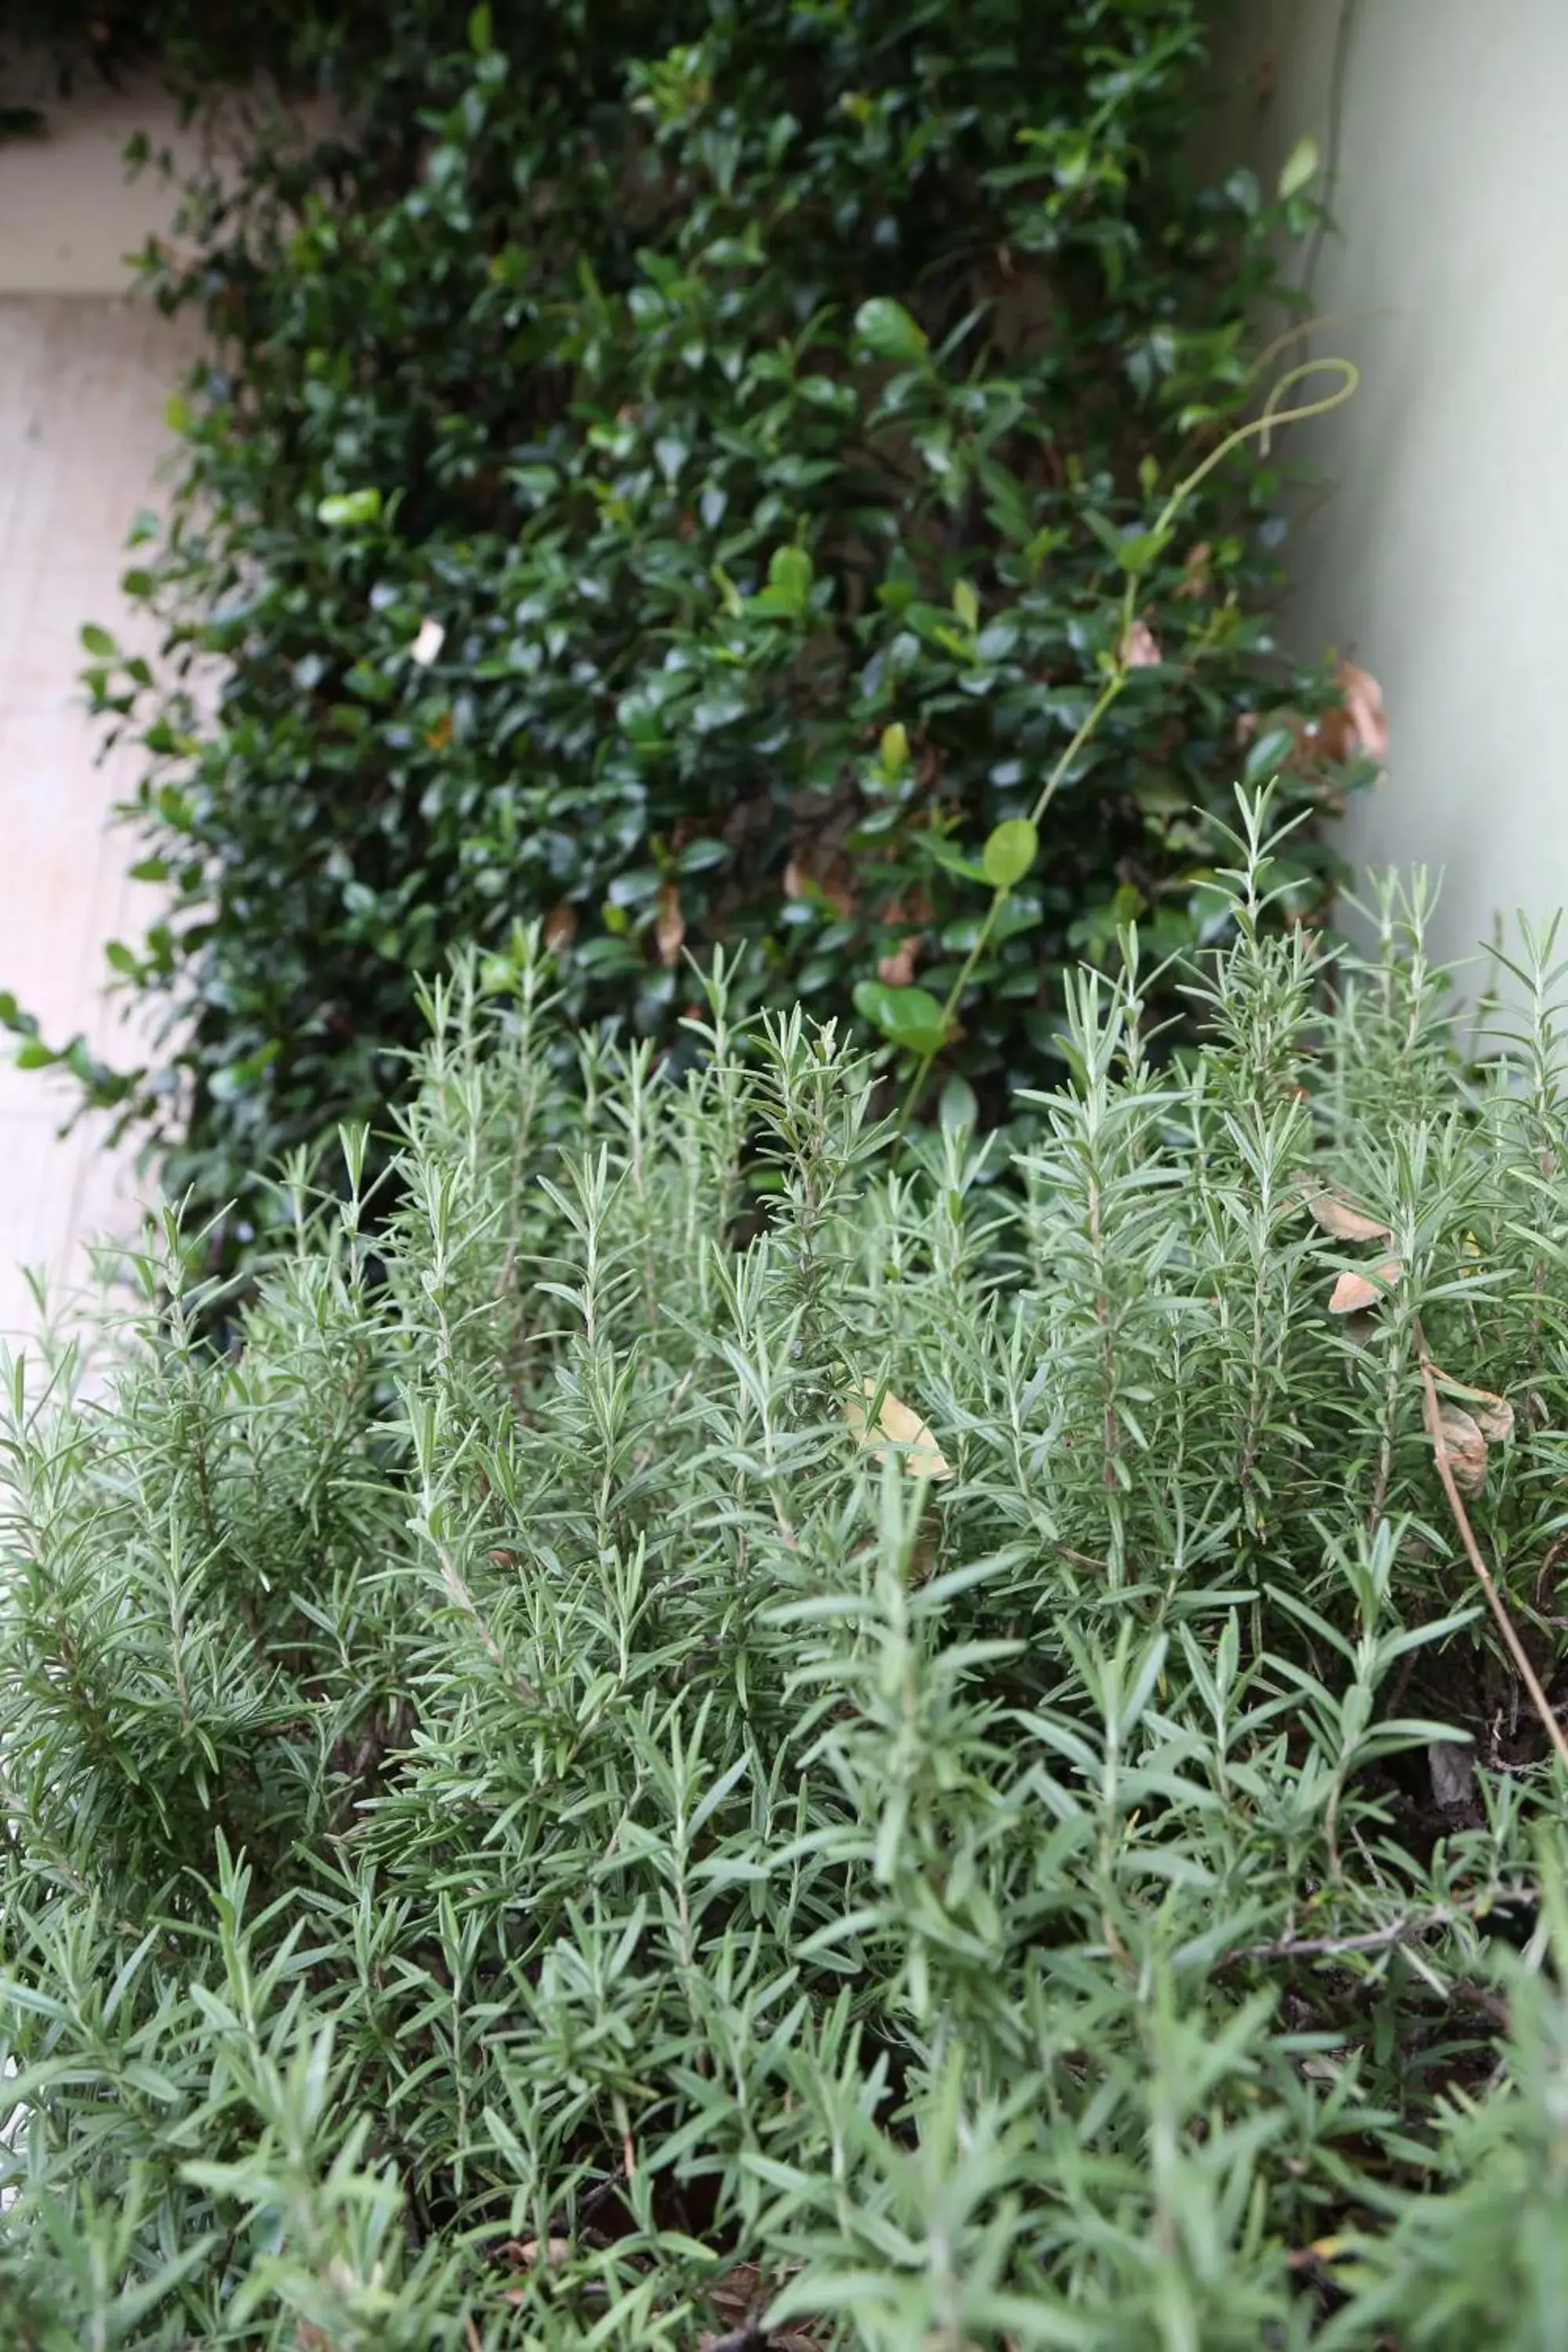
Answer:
[3, 807, 1568, 2348]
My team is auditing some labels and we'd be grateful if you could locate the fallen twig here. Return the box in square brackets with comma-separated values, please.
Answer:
[1228, 1882, 1530, 1968]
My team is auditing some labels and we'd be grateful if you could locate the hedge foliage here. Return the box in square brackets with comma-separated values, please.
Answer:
[3, 805, 1568, 2347]
[6, 0, 1376, 1236]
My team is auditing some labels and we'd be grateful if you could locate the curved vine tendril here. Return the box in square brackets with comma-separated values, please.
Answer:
[898, 355, 1362, 1132]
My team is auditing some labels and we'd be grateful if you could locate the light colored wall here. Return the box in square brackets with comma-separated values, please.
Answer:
[1227, 0, 1568, 976]
[0, 73, 201, 295]
[0, 84, 204, 1337]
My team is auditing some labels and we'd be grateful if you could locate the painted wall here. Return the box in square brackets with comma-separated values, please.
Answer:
[1225, 0, 1568, 977]
[0, 82, 202, 1334]
[0, 71, 200, 295]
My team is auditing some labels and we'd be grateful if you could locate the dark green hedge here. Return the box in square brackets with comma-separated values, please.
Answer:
[7, 0, 1376, 1227]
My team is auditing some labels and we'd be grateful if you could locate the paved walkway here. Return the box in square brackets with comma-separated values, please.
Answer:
[0, 295, 194, 1340]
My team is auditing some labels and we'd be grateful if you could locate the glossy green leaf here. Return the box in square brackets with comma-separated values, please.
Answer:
[1243, 724, 1298, 786]
[854, 297, 928, 365]
[316, 488, 383, 528]
[1278, 133, 1319, 202]
[982, 818, 1038, 892]
[854, 978, 947, 1054]
[879, 721, 910, 775]
[765, 544, 813, 615]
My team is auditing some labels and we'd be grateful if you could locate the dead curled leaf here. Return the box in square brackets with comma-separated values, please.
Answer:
[655, 882, 686, 967]
[1337, 659, 1389, 762]
[1238, 662, 1390, 786]
[1428, 1366, 1515, 1446]
[696, 2267, 820, 2352]
[783, 853, 855, 919]
[1433, 1403, 1488, 1495]
[1175, 540, 1212, 600]
[1474, 1392, 1515, 1445]
[1296, 1175, 1391, 1244]
[503, 2238, 572, 2270]
[1327, 1258, 1403, 1315]
[847, 1379, 953, 1482]
[499, 2239, 575, 2307]
[877, 935, 920, 986]
[1428, 1737, 1476, 1812]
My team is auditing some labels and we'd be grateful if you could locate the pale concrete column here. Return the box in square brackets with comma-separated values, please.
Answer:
[0, 81, 200, 1338]
[1223, 0, 1568, 976]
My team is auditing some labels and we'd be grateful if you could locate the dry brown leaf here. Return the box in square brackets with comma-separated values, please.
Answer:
[847, 1378, 953, 1482]
[877, 935, 920, 986]
[543, 901, 577, 954]
[1298, 1178, 1390, 1244]
[521, 2238, 572, 2267]
[1434, 1403, 1488, 1495]
[706, 2265, 764, 2320]
[782, 856, 855, 918]
[1338, 660, 1388, 762]
[1428, 1738, 1475, 1811]
[499, 2238, 571, 2278]
[693, 2263, 822, 2352]
[1428, 1366, 1515, 1446]
[1327, 1258, 1403, 1314]
[655, 882, 686, 967]
[1121, 619, 1162, 669]
[1175, 540, 1212, 600]
[1473, 1392, 1515, 1445]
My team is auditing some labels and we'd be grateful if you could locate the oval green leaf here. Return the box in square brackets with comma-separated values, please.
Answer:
[766, 544, 813, 613]
[854, 298, 928, 365]
[982, 817, 1038, 892]
[1278, 133, 1319, 202]
[316, 488, 383, 529]
[1243, 724, 1297, 786]
[854, 978, 947, 1054]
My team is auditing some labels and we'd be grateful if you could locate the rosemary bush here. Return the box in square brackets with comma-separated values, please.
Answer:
[3, 803, 1568, 2349]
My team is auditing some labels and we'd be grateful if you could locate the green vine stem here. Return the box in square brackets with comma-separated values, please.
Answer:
[898, 354, 1362, 1132]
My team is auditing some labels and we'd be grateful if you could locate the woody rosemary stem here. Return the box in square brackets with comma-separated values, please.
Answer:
[895, 354, 1361, 1135]
[1417, 1339, 1568, 1777]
